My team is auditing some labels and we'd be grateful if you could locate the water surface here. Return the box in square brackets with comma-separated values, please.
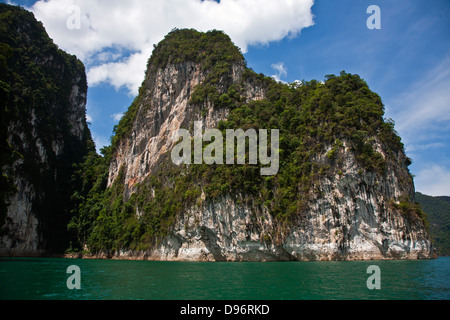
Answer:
[0, 257, 448, 300]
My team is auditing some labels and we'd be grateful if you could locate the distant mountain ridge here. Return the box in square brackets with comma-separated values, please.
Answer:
[436, 196, 450, 204]
[415, 192, 450, 256]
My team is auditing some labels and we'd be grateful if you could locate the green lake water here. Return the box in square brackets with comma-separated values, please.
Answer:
[0, 257, 449, 300]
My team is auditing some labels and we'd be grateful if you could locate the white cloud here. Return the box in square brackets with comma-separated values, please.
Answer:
[414, 164, 450, 197]
[26, 0, 315, 95]
[111, 112, 124, 122]
[91, 131, 109, 153]
[88, 50, 150, 95]
[387, 57, 450, 147]
[86, 114, 93, 123]
[271, 62, 287, 82]
[387, 56, 450, 168]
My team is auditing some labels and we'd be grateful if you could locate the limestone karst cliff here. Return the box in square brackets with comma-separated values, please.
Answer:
[107, 30, 265, 197]
[0, 4, 92, 256]
[67, 28, 434, 261]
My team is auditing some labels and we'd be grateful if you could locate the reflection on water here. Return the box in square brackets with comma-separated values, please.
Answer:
[0, 257, 449, 300]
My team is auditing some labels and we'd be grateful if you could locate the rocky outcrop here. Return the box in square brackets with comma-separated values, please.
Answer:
[104, 143, 431, 262]
[0, 4, 91, 256]
[98, 29, 434, 261]
[108, 60, 265, 197]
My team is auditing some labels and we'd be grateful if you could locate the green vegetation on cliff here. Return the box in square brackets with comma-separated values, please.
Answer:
[150, 28, 243, 72]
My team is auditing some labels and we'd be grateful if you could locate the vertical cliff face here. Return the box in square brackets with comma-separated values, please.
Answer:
[108, 61, 266, 195]
[133, 140, 431, 262]
[108, 61, 221, 192]
[82, 28, 433, 261]
[282, 141, 430, 261]
[108, 29, 266, 197]
[0, 4, 91, 255]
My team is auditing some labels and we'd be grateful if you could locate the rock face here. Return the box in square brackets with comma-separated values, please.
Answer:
[108, 61, 264, 197]
[109, 150, 431, 262]
[0, 4, 91, 256]
[101, 29, 434, 261]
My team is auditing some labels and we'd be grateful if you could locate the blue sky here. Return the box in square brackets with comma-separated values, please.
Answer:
[5, 0, 450, 196]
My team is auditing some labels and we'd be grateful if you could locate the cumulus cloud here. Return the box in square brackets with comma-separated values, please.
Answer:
[25, 0, 315, 95]
[414, 164, 450, 197]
